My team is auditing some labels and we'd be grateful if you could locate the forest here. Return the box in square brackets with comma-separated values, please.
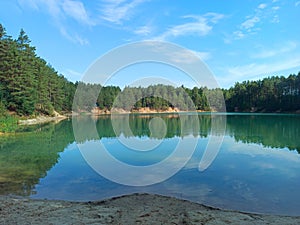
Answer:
[74, 73, 300, 113]
[1, 24, 300, 125]
[224, 74, 300, 112]
[0, 24, 75, 117]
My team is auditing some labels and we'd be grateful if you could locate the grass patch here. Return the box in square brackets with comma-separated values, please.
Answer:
[0, 115, 18, 133]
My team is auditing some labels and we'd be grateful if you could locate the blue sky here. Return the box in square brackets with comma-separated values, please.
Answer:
[0, 0, 300, 88]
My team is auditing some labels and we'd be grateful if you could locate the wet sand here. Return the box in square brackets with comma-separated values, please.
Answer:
[1, 193, 299, 225]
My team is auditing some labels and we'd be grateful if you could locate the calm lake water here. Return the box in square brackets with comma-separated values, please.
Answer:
[1, 113, 300, 216]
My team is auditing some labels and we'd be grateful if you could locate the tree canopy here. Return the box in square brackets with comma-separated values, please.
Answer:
[224, 74, 300, 112]
[0, 24, 75, 116]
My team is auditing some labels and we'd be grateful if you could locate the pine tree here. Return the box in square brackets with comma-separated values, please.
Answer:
[7, 29, 37, 115]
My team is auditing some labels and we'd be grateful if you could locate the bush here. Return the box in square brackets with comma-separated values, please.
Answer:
[0, 101, 18, 133]
[0, 115, 18, 133]
[0, 101, 6, 116]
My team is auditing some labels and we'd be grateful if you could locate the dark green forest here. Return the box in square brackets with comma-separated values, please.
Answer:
[1, 25, 300, 122]
[0, 24, 75, 117]
[73, 83, 212, 112]
[224, 75, 300, 112]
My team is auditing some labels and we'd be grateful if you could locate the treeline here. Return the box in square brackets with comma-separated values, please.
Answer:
[0, 24, 75, 116]
[76, 75, 300, 113]
[1, 24, 300, 117]
[73, 83, 215, 112]
[224, 74, 300, 112]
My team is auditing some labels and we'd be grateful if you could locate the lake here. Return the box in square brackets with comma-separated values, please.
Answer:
[0, 113, 300, 216]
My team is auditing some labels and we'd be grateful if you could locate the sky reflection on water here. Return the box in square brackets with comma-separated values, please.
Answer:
[1, 114, 299, 216]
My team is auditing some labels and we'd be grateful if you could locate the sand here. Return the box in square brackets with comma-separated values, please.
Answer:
[18, 115, 67, 125]
[1, 193, 299, 225]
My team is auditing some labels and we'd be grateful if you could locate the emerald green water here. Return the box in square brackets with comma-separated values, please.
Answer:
[0, 113, 300, 215]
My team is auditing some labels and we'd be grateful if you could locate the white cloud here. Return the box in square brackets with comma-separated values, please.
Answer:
[100, 0, 148, 24]
[136, 42, 212, 65]
[17, 0, 91, 45]
[134, 25, 153, 36]
[223, 56, 300, 84]
[233, 30, 245, 40]
[241, 16, 260, 30]
[59, 26, 89, 45]
[271, 15, 279, 23]
[258, 3, 267, 9]
[156, 13, 224, 41]
[74, 34, 89, 45]
[62, 0, 95, 26]
[232, 2, 280, 41]
[205, 12, 225, 23]
[166, 49, 211, 64]
[160, 18, 211, 39]
[232, 15, 260, 40]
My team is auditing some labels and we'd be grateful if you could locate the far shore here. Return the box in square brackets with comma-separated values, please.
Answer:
[5, 107, 299, 130]
[88, 107, 212, 115]
[85, 109, 300, 116]
[1, 193, 300, 224]
[84, 107, 300, 115]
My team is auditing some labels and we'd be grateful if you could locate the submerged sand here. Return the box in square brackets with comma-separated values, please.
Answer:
[1, 193, 299, 225]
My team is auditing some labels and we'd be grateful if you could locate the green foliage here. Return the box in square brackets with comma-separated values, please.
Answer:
[0, 24, 75, 116]
[0, 115, 18, 133]
[224, 73, 300, 112]
[0, 101, 6, 116]
[72, 82, 101, 111]
[0, 101, 18, 133]
[113, 85, 199, 111]
[0, 120, 75, 195]
[97, 86, 121, 110]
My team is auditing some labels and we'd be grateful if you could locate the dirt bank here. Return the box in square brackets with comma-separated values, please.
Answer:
[1, 193, 299, 225]
[91, 107, 185, 115]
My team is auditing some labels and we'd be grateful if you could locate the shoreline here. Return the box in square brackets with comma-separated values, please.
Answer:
[85, 107, 300, 115]
[1, 110, 299, 135]
[1, 193, 299, 224]
[89, 107, 211, 115]
[18, 115, 68, 126]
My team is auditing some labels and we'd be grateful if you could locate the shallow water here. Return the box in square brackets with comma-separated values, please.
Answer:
[1, 113, 300, 215]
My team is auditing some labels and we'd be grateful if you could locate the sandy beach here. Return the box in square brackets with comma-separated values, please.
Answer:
[18, 115, 67, 126]
[1, 193, 299, 225]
